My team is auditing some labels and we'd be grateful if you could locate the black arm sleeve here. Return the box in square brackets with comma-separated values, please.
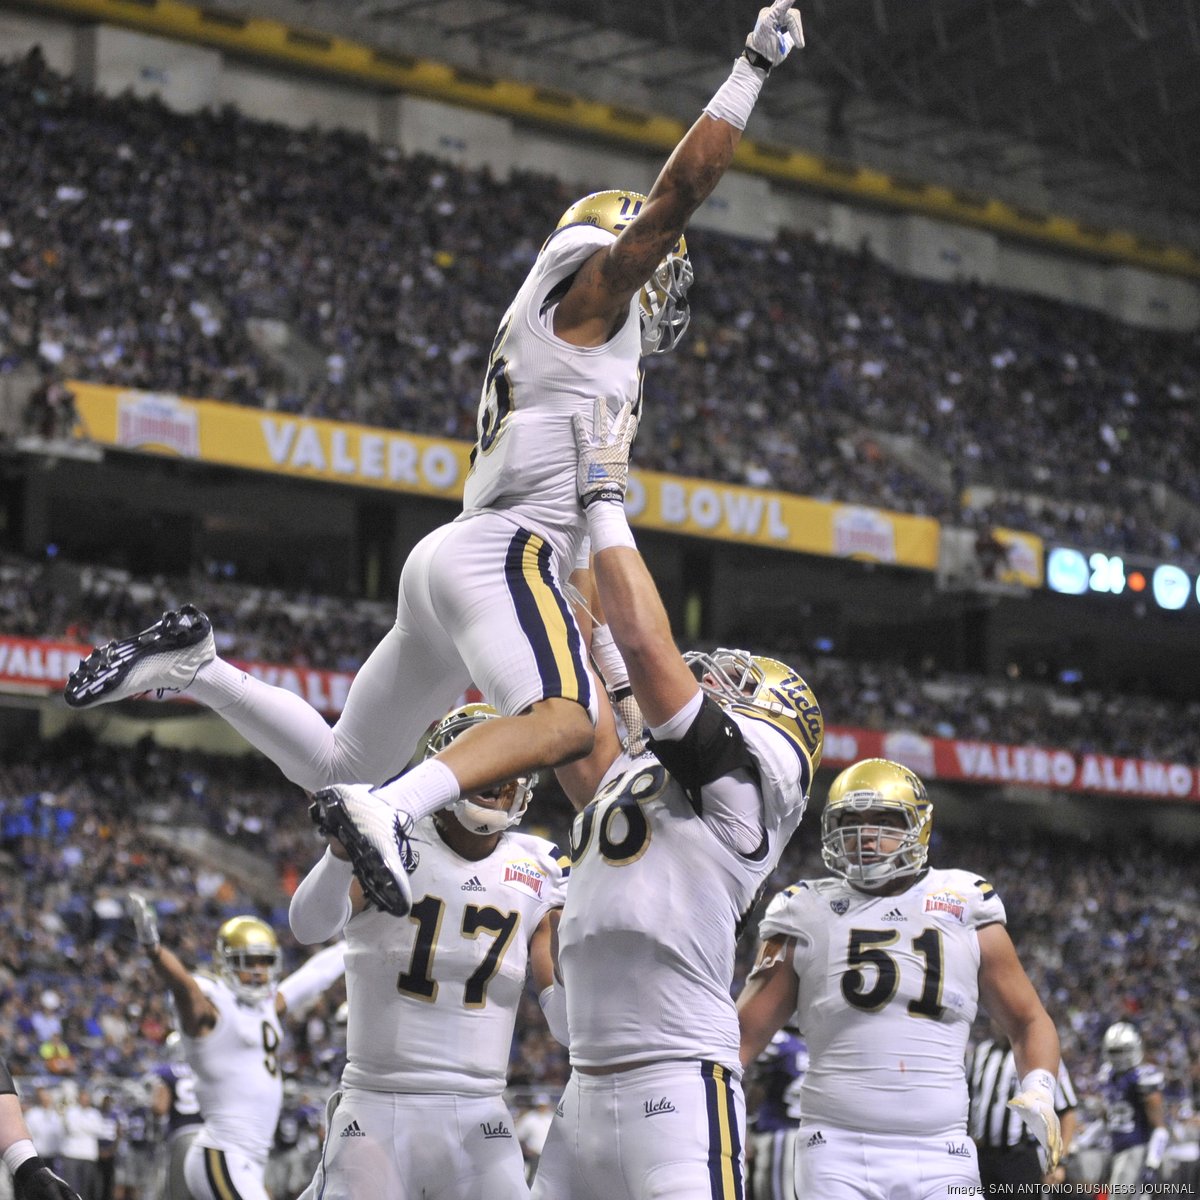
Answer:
[0, 1054, 16, 1096]
[647, 695, 759, 815]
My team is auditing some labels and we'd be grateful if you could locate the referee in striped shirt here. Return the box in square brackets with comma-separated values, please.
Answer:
[968, 1023, 1078, 1193]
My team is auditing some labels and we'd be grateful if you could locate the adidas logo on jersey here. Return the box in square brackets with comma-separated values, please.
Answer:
[461, 876, 486, 891]
[880, 907, 907, 922]
[339, 1120, 366, 1139]
[806, 1131, 826, 1148]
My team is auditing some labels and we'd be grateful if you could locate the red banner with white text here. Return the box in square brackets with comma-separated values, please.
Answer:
[0, 634, 356, 719]
[820, 725, 1200, 804]
[2, 634, 1195, 803]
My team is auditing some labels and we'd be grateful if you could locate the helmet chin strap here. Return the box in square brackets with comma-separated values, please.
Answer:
[451, 798, 511, 835]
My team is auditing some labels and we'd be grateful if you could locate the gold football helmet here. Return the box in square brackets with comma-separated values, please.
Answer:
[216, 915, 281, 1003]
[821, 758, 932, 888]
[1102, 1022, 1144, 1071]
[683, 648, 823, 770]
[555, 189, 694, 355]
[426, 702, 536, 835]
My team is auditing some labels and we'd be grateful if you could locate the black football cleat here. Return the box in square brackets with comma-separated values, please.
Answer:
[310, 785, 414, 918]
[64, 605, 215, 708]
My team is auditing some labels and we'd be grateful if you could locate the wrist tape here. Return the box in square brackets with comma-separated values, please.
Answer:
[703, 56, 767, 131]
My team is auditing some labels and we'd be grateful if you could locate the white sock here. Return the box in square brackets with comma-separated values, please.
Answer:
[189, 657, 249, 707]
[374, 759, 461, 821]
[189, 658, 342, 792]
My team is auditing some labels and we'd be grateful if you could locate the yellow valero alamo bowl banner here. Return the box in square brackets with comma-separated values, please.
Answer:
[73, 383, 941, 569]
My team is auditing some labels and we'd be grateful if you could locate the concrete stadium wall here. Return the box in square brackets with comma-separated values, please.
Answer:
[222, 59, 382, 137]
[4, 9, 1198, 330]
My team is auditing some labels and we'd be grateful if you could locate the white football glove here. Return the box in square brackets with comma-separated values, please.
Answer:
[572, 398, 638, 510]
[1007, 1071, 1063, 1172]
[125, 891, 161, 953]
[745, 0, 804, 70]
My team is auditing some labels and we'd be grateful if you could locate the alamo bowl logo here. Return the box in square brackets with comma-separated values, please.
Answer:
[830, 898, 850, 915]
[503, 859, 546, 899]
[832, 507, 897, 564]
[923, 889, 966, 923]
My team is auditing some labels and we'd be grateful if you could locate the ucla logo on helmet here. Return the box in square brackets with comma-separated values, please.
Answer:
[771, 674, 823, 752]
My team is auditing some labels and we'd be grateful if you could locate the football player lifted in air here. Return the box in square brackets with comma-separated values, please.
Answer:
[737, 759, 1065, 1200]
[524, 398, 822, 1200]
[123, 899, 346, 1200]
[1099, 1021, 1169, 1191]
[64, 0, 810, 926]
[288, 703, 568, 1200]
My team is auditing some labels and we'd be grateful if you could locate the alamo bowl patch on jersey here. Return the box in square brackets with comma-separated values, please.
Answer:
[502, 859, 546, 899]
[922, 888, 967, 922]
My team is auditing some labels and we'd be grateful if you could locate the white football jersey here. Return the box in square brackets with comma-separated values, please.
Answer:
[460, 224, 643, 570]
[342, 818, 568, 1096]
[759, 867, 1007, 1137]
[185, 974, 283, 1162]
[560, 711, 813, 1071]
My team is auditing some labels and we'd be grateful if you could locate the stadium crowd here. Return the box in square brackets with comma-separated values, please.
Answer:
[3, 550, 1199, 764]
[2, 37, 1199, 1197]
[2, 53, 1199, 567]
[0, 727, 1196, 1194]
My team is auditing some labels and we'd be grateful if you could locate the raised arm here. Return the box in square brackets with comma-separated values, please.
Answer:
[276, 942, 347, 1018]
[554, 0, 806, 347]
[572, 401, 699, 727]
[125, 892, 217, 1039]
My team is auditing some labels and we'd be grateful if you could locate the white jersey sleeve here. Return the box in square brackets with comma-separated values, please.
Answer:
[727, 708, 813, 833]
[758, 868, 1003, 1138]
[648, 697, 813, 855]
[185, 975, 283, 1163]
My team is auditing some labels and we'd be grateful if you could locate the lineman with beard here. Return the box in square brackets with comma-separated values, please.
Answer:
[737, 759, 1063, 1200]
[65, 0, 809, 931]
[0, 1057, 79, 1200]
[289, 703, 567, 1200]
[123, 897, 346, 1200]
[525, 402, 822, 1200]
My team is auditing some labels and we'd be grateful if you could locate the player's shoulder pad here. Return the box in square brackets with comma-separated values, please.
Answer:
[501, 832, 569, 907]
[192, 970, 227, 1005]
[726, 707, 812, 813]
[758, 878, 819, 939]
[1135, 1063, 1165, 1090]
[648, 694, 757, 814]
[538, 223, 616, 276]
[509, 830, 571, 882]
[931, 867, 1007, 928]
